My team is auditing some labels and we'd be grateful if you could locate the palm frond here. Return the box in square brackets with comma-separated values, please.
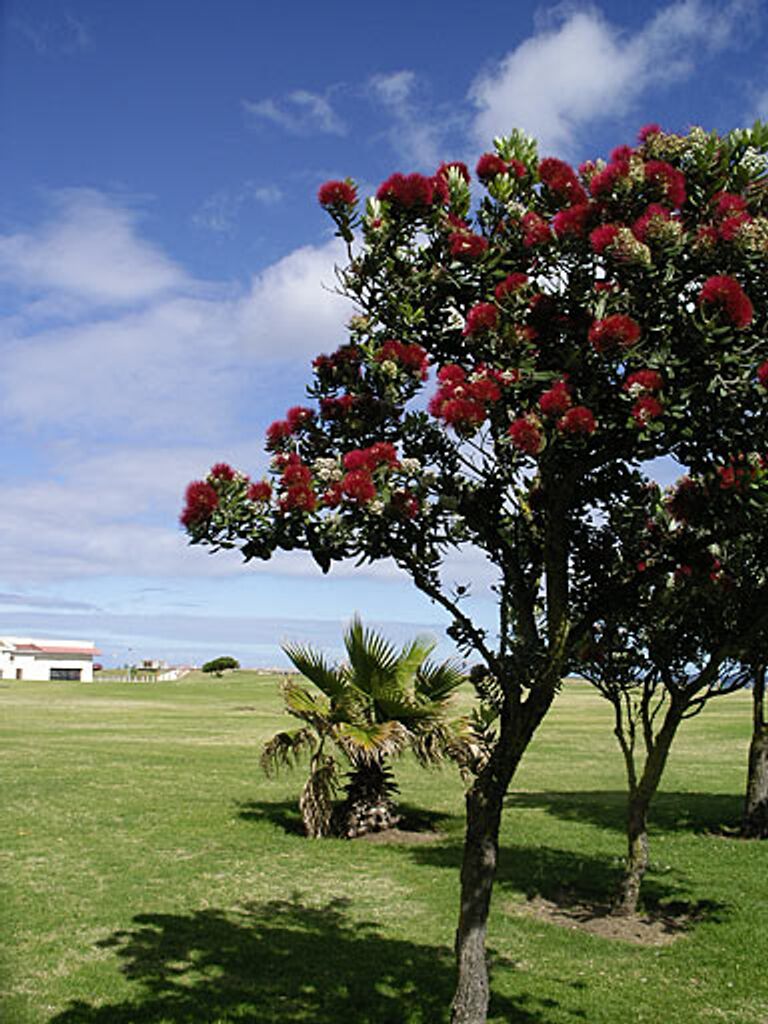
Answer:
[392, 635, 436, 693]
[343, 615, 401, 692]
[282, 643, 347, 701]
[416, 658, 467, 703]
[260, 726, 317, 777]
[334, 720, 410, 763]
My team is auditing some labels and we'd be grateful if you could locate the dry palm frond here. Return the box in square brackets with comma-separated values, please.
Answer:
[299, 755, 339, 838]
[260, 726, 317, 777]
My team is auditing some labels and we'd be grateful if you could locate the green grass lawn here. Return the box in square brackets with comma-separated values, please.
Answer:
[1, 674, 764, 1023]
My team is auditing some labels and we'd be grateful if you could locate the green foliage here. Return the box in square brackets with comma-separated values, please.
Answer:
[262, 617, 467, 836]
[202, 656, 240, 676]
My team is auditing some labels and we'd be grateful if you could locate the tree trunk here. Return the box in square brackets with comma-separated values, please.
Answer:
[742, 666, 768, 838]
[450, 687, 555, 1024]
[334, 758, 400, 838]
[613, 699, 685, 916]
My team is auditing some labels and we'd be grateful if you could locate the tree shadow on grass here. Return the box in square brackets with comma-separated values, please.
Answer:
[48, 896, 575, 1024]
[505, 790, 743, 837]
[406, 839, 727, 924]
[236, 799, 453, 837]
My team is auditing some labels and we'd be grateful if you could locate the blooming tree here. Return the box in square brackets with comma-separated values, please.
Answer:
[577, 460, 768, 914]
[182, 124, 768, 1023]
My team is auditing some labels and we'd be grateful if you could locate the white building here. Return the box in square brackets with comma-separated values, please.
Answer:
[0, 637, 99, 682]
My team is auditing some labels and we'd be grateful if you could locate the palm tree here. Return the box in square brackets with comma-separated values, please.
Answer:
[261, 616, 467, 837]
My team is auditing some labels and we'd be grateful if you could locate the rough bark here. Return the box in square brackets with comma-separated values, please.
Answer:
[742, 666, 768, 838]
[450, 686, 555, 1024]
[614, 699, 685, 916]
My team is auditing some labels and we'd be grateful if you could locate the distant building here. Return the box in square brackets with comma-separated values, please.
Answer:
[0, 637, 99, 681]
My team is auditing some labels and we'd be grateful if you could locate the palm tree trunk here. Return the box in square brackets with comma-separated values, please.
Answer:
[742, 666, 768, 838]
[336, 758, 400, 837]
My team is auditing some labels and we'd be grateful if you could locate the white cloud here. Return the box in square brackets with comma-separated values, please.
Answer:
[0, 193, 351, 439]
[243, 89, 346, 136]
[469, 0, 756, 157]
[0, 190, 187, 305]
[368, 70, 445, 168]
[192, 183, 284, 235]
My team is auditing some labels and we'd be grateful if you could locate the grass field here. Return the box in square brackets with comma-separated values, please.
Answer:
[1, 674, 765, 1023]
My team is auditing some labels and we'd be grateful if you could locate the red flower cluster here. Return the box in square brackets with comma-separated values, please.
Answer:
[464, 302, 499, 336]
[278, 455, 316, 512]
[391, 489, 420, 519]
[717, 458, 756, 491]
[429, 364, 501, 429]
[588, 314, 642, 353]
[436, 160, 471, 184]
[376, 172, 443, 209]
[494, 273, 529, 301]
[631, 395, 664, 425]
[449, 232, 489, 258]
[698, 275, 754, 329]
[589, 159, 630, 198]
[558, 406, 596, 435]
[180, 480, 219, 528]
[637, 123, 661, 142]
[521, 211, 551, 247]
[632, 203, 673, 243]
[538, 158, 588, 207]
[341, 469, 376, 504]
[343, 442, 399, 472]
[266, 419, 292, 449]
[210, 462, 236, 481]
[589, 223, 621, 254]
[319, 393, 358, 420]
[476, 153, 525, 181]
[248, 480, 272, 503]
[624, 369, 664, 394]
[708, 192, 752, 242]
[318, 180, 357, 208]
[286, 406, 315, 431]
[538, 379, 571, 417]
[508, 415, 544, 454]
[666, 476, 705, 524]
[757, 361, 768, 387]
[376, 339, 429, 380]
[552, 203, 591, 238]
[644, 160, 687, 208]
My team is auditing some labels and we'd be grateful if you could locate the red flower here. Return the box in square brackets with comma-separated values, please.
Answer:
[209, 462, 236, 481]
[464, 303, 499, 335]
[320, 394, 357, 420]
[558, 406, 596, 435]
[508, 416, 544, 455]
[342, 469, 377, 504]
[449, 232, 489, 258]
[637, 123, 661, 142]
[610, 145, 634, 164]
[436, 160, 471, 184]
[624, 369, 664, 393]
[538, 380, 572, 417]
[632, 395, 664, 425]
[282, 460, 312, 487]
[266, 420, 292, 449]
[552, 203, 591, 238]
[468, 376, 501, 403]
[698, 275, 754, 329]
[589, 161, 629, 198]
[476, 153, 510, 181]
[521, 211, 551, 247]
[666, 477, 704, 524]
[180, 481, 219, 528]
[248, 480, 272, 502]
[757, 361, 768, 387]
[494, 273, 528, 300]
[392, 489, 420, 518]
[632, 203, 672, 243]
[318, 180, 357, 207]
[376, 339, 429, 379]
[588, 314, 641, 353]
[376, 173, 435, 208]
[538, 158, 588, 206]
[711, 192, 748, 218]
[589, 223, 621, 253]
[280, 485, 317, 512]
[286, 406, 315, 431]
[644, 160, 686, 208]
[718, 213, 751, 241]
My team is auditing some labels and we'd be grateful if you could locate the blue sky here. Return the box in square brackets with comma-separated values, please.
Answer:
[2, 0, 767, 667]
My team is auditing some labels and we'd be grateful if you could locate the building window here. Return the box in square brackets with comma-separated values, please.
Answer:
[50, 668, 82, 681]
